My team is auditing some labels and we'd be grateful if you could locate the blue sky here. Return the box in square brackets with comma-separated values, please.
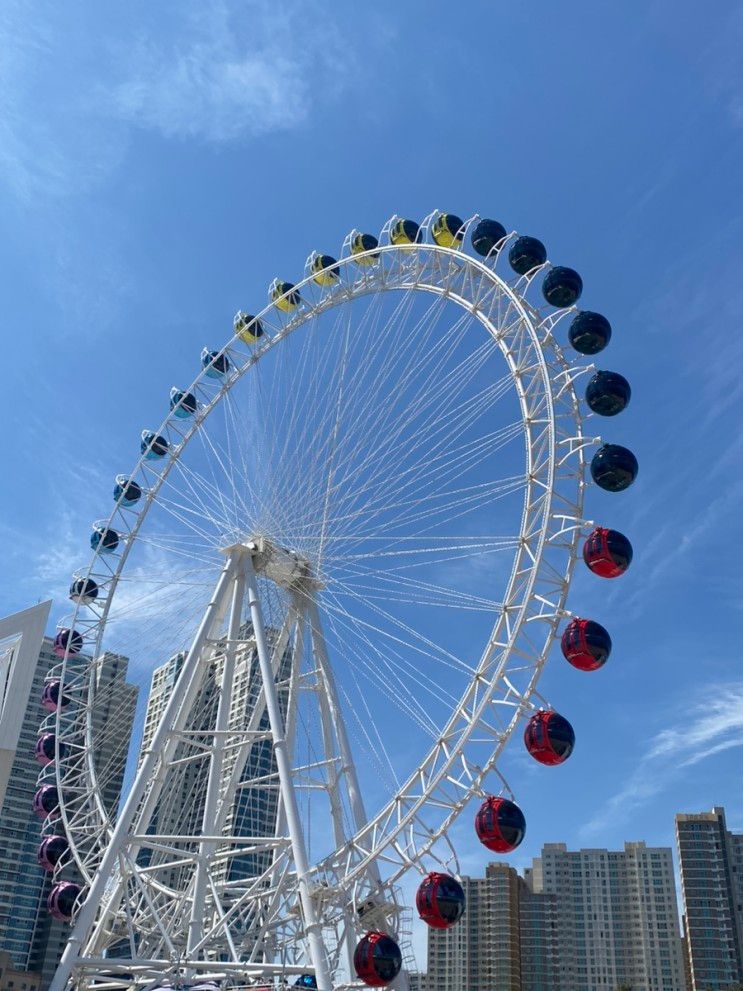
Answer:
[3, 0, 743, 923]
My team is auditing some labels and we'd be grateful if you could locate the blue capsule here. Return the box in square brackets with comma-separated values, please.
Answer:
[91, 524, 120, 554]
[69, 577, 98, 605]
[201, 348, 230, 379]
[170, 387, 198, 418]
[141, 430, 169, 459]
[113, 475, 142, 507]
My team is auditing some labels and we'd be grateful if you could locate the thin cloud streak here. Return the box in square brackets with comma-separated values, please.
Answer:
[582, 682, 743, 837]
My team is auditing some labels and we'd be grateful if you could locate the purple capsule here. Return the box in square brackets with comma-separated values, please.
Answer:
[53, 629, 84, 658]
[41, 680, 70, 713]
[48, 881, 81, 922]
[35, 733, 56, 766]
[38, 834, 69, 872]
[33, 784, 60, 820]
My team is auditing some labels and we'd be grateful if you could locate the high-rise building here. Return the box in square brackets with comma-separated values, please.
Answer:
[0, 602, 137, 989]
[531, 841, 685, 991]
[426, 862, 558, 991]
[139, 623, 292, 888]
[427, 841, 684, 991]
[675, 807, 743, 991]
[519, 881, 559, 991]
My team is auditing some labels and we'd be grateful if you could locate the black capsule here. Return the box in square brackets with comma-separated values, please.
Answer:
[585, 371, 631, 416]
[508, 236, 547, 275]
[542, 266, 583, 308]
[471, 219, 507, 257]
[590, 444, 638, 493]
[568, 311, 612, 355]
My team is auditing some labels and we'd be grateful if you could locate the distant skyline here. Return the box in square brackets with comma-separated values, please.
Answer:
[1, 0, 742, 900]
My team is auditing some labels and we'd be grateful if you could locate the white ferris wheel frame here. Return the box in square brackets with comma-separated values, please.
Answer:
[41, 211, 595, 990]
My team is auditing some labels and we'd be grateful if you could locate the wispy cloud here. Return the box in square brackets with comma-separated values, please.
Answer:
[582, 682, 743, 837]
[0, 0, 356, 200]
[110, 2, 351, 143]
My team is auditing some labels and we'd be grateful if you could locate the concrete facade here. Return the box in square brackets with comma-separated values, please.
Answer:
[531, 841, 686, 991]
[427, 841, 685, 991]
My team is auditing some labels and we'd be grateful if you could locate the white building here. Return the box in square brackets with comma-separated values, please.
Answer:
[530, 841, 686, 991]
[427, 841, 685, 991]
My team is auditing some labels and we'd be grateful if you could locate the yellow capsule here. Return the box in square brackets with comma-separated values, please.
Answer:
[351, 232, 380, 266]
[270, 279, 301, 312]
[311, 254, 339, 286]
[432, 213, 465, 248]
[390, 218, 420, 245]
[234, 312, 264, 344]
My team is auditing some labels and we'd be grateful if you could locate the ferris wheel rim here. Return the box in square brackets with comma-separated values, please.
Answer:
[45, 228, 587, 891]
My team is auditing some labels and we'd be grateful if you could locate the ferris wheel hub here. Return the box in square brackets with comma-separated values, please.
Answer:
[242, 536, 322, 590]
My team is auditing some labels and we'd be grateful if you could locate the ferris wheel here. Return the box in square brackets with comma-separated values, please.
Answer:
[35, 210, 637, 991]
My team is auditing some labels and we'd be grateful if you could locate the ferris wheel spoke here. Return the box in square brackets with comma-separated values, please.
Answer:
[322, 381, 520, 546]
[324, 412, 521, 544]
[320, 566, 504, 612]
[319, 605, 401, 788]
[317, 598, 442, 739]
[257, 289, 404, 534]
[274, 290, 462, 548]
[326, 594, 470, 700]
[317, 318, 492, 526]
[323, 475, 524, 552]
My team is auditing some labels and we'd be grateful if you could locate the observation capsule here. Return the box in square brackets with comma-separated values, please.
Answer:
[35, 733, 59, 766]
[48, 881, 81, 922]
[170, 387, 198, 418]
[33, 785, 60, 820]
[294, 977, 317, 989]
[351, 232, 380, 265]
[141, 430, 169, 459]
[583, 526, 633, 578]
[416, 872, 466, 929]
[113, 475, 142, 507]
[234, 311, 265, 344]
[561, 618, 612, 671]
[310, 254, 339, 286]
[431, 213, 464, 248]
[53, 628, 83, 658]
[390, 218, 420, 245]
[42, 680, 69, 712]
[508, 235, 547, 275]
[471, 218, 507, 257]
[91, 524, 120, 554]
[585, 370, 631, 416]
[69, 577, 98, 605]
[568, 311, 611, 355]
[475, 795, 526, 853]
[270, 279, 301, 312]
[524, 709, 575, 766]
[201, 348, 231, 379]
[542, 266, 583, 308]
[590, 444, 638, 493]
[353, 932, 402, 987]
[37, 834, 69, 872]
